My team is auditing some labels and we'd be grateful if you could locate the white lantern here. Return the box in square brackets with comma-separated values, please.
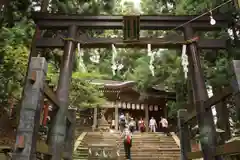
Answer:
[118, 102, 122, 108]
[136, 104, 140, 110]
[122, 102, 126, 109]
[127, 103, 131, 109]
[149, 105, 153, 111]
[132, 104, 135, 110]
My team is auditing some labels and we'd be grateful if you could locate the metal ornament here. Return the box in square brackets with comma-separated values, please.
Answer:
[181, 44, 188, 79]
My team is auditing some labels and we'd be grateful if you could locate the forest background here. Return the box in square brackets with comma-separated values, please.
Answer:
[0, 0, 238, 127]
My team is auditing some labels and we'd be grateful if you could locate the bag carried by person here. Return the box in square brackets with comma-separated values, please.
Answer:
[119, 115, 125, 123]
[124, 130, 132, 146]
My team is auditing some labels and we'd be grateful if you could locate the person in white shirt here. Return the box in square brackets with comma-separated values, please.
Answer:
[129, 117, 136, 133]
[160, 116, 170, 136]
[119, 113, 126, 132]
[149, 117, 157, 132]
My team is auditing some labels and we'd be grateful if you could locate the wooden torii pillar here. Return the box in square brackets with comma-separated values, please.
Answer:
[184, 25, 219, 160]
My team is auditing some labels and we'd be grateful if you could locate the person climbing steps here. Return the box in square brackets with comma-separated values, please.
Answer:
[120, 124, 132, 160]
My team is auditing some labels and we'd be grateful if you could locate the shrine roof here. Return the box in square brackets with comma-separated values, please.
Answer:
[90, 79, 136, 89]
[90, 79, 176, 102]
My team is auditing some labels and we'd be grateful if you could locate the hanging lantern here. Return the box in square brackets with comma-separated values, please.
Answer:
[122, 102, 126, 109]
[136, 104, 140, 110]
[132, 104, 135, 110]
[149, 105, 153, 111]
[154, 105, 158, 111]
[127, 103, 131, 109]
[118, 102, 122, 108]
[141, 104, 144, 110]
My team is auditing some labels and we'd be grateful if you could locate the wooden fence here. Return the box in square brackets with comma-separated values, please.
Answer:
[177, 60, 240, 160]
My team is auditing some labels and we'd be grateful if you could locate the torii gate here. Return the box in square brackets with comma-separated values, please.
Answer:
[12, 3, 239, 160]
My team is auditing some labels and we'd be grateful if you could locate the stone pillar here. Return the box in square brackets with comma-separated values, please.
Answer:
[13, 57, 47, 160]
[114, 102, 119, 130]
[144, 104, 149, 132]
[93, 107, 98, 130]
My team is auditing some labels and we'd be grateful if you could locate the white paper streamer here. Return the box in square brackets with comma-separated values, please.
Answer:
[111, 44, 118, 75]
[147, 44, 155, 76]
[90, 50, 100, 63]
[77, 43, 87, 72]
[181, 45, 188, 79]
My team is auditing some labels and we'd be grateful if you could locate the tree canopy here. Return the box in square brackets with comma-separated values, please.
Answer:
[0, 0, 238, 121]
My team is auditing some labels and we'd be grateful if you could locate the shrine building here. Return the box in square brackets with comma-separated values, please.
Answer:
[90, 80, 176, 131]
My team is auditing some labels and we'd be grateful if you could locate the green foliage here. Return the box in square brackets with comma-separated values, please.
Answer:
[70, 76, 105, 108]
[0, 0, 235, 120]
[0, 20, 33, 105]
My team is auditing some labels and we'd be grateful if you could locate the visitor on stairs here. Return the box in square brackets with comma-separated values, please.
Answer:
[120, 124, 132, 160]
[160, 116, 170, 136]
[138, 117, 145, 133]
[149, 117, 157, 132]
[119, 113, 126, 132]
[129, 117, 136, 133]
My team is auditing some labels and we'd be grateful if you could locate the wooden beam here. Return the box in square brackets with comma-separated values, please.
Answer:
[187, 140, 240, 159]
[44, 83, 74, 123]
[185, 87, 234, 123]
[44, 83, 59, 107]
[204, 87, 233, 108]
[31, 12, 228, 30]
[29, 71, 73, 123]
[36, 37, 228, 49]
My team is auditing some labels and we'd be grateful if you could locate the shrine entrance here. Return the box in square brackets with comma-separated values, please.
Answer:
[12, 1, 240, 159]
[91, 80, 174, 132]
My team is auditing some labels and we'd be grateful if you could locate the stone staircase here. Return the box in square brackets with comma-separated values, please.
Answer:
[73, 117, 93, 160]
[73, 131, 180, 160]
[73, 131, 119, 160]
[119, 132, 180, 160]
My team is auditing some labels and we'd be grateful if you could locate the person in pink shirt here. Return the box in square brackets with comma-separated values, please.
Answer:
[138, 117, 145, 133]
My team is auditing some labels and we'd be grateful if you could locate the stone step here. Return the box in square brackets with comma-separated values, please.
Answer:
[119, 156, 179, 160]
[73, 132, 180, 160]
[119, 151, 180, 154]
